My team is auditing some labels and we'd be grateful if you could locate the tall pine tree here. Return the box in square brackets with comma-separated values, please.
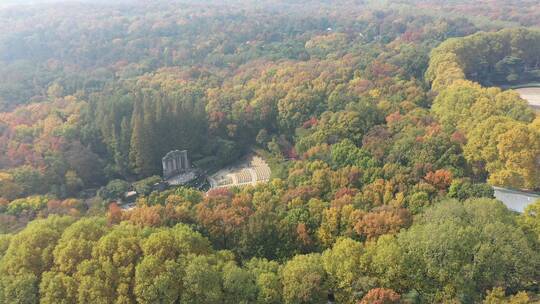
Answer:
[129, 95, 156, 177]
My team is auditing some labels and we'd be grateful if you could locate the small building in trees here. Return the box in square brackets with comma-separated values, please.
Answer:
[162, 150, 190, 179]
[162, 150, 197, 186]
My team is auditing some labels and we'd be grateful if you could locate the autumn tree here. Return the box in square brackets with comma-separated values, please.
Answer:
[196, 191, 254, 248]
[354, 207, 411, 241]
[358, 288, 401, 304]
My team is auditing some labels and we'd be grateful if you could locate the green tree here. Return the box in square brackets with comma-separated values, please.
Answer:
[64, 170, 83, 196]
[396, 199, 538, 302]
[134, 256, 183, 304]
[222, 262, 258, 304]
[98, 179, 130, 201]
[278, 87, 323, 132]
[322, 238, 365, 304]
[10, 166, 47, 196]
[129, 98, 156, 177]
[181, 255, 224, 304]
[245, 258, 282, 304]
[331, 139, 376, 169]
[75, 260, 116, 304]
[75, 224, 142, 304]
[0, 234, 11, 259]
[0, 216, 75, 276]
[0, 272, 39, 304]
[281, 253, 328, 304]
[39, 271, 77, 304]
[518, 199, 540, 243]
[447, 179, 494, 201]
[52, 217, 108, 274]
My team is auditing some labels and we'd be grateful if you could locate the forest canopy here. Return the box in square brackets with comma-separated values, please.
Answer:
[0, 0, 539, 303]
[427, 28, 540, 190]
[427, 28, 540, 87]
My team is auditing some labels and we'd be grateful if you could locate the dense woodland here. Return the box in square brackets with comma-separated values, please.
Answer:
[427, 28, 540, 189]
[0, 0, 539, 303]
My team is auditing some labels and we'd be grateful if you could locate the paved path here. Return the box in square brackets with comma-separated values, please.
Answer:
[494, 187, 540, 212]
[515, 87, 540, 108]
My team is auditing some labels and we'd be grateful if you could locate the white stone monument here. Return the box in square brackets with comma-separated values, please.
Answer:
[162, 150, 190, 179]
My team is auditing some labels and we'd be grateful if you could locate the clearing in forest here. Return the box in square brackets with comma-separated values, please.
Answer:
[208, 155, 271, 189]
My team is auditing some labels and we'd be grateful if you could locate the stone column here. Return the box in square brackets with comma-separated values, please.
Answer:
[183, 151, 190, 170]
[179, 153, 184, 171]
